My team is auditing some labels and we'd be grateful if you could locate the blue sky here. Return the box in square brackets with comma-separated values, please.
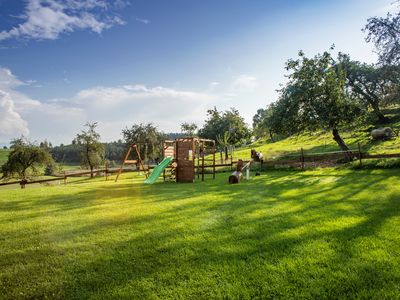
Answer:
[0, 0, 397, 145]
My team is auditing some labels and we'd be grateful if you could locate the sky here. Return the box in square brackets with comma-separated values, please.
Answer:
[0, 0, 398, 146]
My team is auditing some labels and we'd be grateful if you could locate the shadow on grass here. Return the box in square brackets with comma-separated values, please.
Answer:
[1, 170, 399, 298]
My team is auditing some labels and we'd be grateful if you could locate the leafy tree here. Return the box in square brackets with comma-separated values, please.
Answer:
[364, 7, 400, 65]
[276, 50, 365, 154]
[1, 137, 54, 180]
[76, 122, 104, 178]
[180, 122, 198, 137]
[122, 123, 166, 161]
[216, 131, 231, 160]
[252, 104, 282, 141]
[199, 107, 250, 145]
[339, 54, 400, 122]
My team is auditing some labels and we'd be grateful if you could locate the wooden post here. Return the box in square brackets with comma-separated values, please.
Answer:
[213, 141, 216, 180]
[64, 171, 67, 185]
[358, 143, 362, 167]
[197, 144, 200, 180]
[201, 142, 205, 182]
[301, 148, 304, 170]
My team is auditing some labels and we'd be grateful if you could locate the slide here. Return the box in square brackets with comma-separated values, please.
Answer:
[144, 157, 174, 184]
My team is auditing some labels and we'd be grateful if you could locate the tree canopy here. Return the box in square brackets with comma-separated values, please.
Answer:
[1, 137, 54, 180]
[199, 107, 250, 146]
[270, 50, 365, 152]
[76, 122, 104, 177]
[122, 123, 166, 161]
[364, 9, 400, 65]
[339, 53, 400, 122]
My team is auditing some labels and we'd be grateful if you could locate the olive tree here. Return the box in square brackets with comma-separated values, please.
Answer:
[276, 50, 365, 154]
[1, 137, 54, 180]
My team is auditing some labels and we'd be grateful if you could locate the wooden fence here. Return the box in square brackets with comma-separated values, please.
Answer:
[1, 146, 399, 188]
[262, 144, 400, 169]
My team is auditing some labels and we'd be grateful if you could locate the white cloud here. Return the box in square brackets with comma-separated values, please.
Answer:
[135, 18, 150, 25]
[232, 74, 258, 92]
[0, 90, 29, 138]
[0, 0, 126, 41]
[0, 67, 215, 144]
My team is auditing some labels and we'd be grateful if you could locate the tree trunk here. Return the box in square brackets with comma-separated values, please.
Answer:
[224, 146, 229, 161]
[371, 102, 388, 123]
[90, 165, 94, 178]
[332, 128, 352, 161]
[269, 130, 274, 142]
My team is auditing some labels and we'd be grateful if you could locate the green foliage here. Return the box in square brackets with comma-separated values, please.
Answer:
[364, 8, 400, 65]
[122, 123, 166, 161]
[199, 107, 250, 145]
[339, 53, 400, 122]
[1, 137, 54, 180]
[1, 169, 400, 298]
[272, 49, 365, 151]
[76, 122, 104, 176]
[216, 131, 231, 160]
[180, 122, 198, 137]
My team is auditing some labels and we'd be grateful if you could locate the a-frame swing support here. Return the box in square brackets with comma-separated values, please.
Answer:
[115, 144, 148, 182]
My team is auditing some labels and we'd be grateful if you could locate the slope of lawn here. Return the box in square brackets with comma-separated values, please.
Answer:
[1, 170, 400, 299]
[234, 107, 400, 161]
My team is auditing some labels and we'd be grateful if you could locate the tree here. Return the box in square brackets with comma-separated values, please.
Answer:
[1, 137, 54, 180]
[216, 131, 231, 160]
[339, 54, 400, 123]
[276, 49, 365, 154]
[76, 122, 104, 178]
[199, 107, 250, 145]
[364, 8, 400, 65]
[180, 122, 198, 137]
[252, 105, 281, 140]
[122, 123, 166, 161]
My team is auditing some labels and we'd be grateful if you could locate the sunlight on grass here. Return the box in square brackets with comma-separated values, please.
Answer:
[1, 169, 400, 298]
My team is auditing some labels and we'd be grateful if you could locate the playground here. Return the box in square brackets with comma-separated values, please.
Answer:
[1, 168, 400, 298]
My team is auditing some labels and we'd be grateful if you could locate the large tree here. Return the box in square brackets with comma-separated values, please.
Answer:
[122, 123, 166, 161]
[339, 54, 400, 123]
[276, 50, 365, 154]
[180, 122, 198, 137]
[1, 137, 54, 180]
[364, 8, 400, 65]
[199, 107, 250, 146]
[76, 122, 104, 178]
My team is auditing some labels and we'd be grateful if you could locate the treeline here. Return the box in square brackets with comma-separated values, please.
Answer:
[252, 10, 400, 152]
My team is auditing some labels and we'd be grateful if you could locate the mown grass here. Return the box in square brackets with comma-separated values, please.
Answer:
[1, 169, 400, 299]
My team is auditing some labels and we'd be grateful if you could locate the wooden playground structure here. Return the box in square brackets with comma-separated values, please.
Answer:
[114, 137, 259, 184]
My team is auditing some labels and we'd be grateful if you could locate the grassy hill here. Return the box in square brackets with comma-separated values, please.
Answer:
[233, 107, 400, 161]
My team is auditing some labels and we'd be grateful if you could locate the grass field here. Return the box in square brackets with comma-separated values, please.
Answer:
[1, 169, 400, 299]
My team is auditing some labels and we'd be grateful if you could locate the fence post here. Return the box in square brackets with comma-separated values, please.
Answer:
[105, 162, 109, 181]
[63, 171, 67, 185]
[301, 148, 305, 170]
[358, 143, 362, 167]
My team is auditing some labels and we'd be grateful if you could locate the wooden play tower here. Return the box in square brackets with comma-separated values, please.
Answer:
[175, 137, 216, 183]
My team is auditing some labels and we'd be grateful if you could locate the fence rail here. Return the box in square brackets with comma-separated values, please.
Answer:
[1, 146, 399, 188]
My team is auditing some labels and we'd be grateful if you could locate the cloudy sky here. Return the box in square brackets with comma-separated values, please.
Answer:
[0, 0, 397, 146]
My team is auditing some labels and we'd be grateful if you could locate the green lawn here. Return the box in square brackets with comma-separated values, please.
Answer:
[1, 170, 400, 299]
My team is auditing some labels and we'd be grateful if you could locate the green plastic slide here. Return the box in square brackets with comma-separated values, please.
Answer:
[144, 157, 174, 184]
